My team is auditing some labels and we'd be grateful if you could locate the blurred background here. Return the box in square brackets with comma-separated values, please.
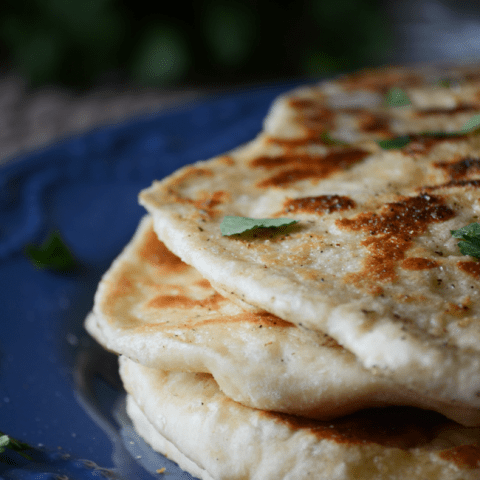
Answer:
[0, 0, 391, 91]
[1, 0, 480, 163]
[2, 0, 480, 92]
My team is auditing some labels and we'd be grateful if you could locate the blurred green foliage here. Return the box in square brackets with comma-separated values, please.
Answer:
[203, 1, 257, 67]
[0, 0, 391, 90]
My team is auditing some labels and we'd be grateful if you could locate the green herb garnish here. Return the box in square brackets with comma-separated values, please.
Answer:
[319, 131, 349, 146]
[220, 216, 298, 236]
[25, 230, 77, 271]
[377, 135, 411, 150]
[384, 87, 412, 107]
[435, 78, 454, 88]
[0, 432, 33, 461]
[416, 131, 459, 138]
[459, 114, 480, 134]
[377, 114, 480, 150]
[451, 222, 480, 259]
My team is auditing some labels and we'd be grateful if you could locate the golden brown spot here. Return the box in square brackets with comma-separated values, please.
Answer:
[439, 444, 480, 469]
[280, 195, 356, 215]
[337, 194, 455, 284]
[219, 155, 235, 166]
[284, 97, 337, 139]
[253, 310, 294, 327]
[288, 99, 395, 138]
[355, 111, 393, 138]
[287, 98, 334, 133]
[302, 110, 335, 132]
[139, 229, 189, 272]
[416, 104, 480, 116]
[401, 257, 439, 270]
[288, 98, 322, 110]
[168, 171, 233, 217]
[434, 157, 480, 180]
[458, 260, 480, 279]
[464, 72, 480, 83]
[147, 292, 224, 310]
[195, 278, 212, 289]
[147, 295, 201, 309]
[337, 69, 423, 93]
[171, 167, 214, 188]
[445, 299, 471, 317]
[252, 149, 368, 188]
[367, 285, 384, 296]
[110, 274, 134, 297]
[192, 190, 230, 217]
[262, 406, 449, 449]
[166, 170, 229, 217]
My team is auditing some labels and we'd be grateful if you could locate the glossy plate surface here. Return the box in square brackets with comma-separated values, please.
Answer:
[0, 82, 300, 480]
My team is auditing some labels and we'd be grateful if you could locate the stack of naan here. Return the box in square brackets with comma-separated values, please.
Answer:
[86, 62, 480, 479]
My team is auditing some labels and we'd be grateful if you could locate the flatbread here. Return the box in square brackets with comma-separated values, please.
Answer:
[121, 356, 480, 480]
[139, 129, 480, 408]
[125, 394, 212, 480]
[85, 215, 480, 424]
[264, 63, 480, 144]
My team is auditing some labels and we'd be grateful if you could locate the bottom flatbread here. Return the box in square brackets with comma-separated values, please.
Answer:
[120, 356, 480, 480]
[126, 395, 211, 480]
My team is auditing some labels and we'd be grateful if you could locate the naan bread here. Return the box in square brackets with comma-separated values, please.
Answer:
[126, 394, 212, 480]
[85, 215, 480, 424]
[139, 130, 480, 408]
[121, 356, 480, 480]
[264, 63, 480, 144]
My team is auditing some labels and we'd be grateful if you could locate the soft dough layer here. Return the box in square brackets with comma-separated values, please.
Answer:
[86, 215, 480, 424]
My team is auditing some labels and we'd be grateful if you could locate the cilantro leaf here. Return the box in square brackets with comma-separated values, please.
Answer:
[384, 87, 412, 107]
[376, 113, 480, 150]
[220, 216, 298, 236]
[319, 131, 349, 146]
[25, 230, 77, 272]
[376, 135, 411, 150]
[0, 432, 33, 461]
[451, 222, 480, 239]
[0, 435, 9, 451]
[459, 114, 480, 133]
[451, 222, 480, 260]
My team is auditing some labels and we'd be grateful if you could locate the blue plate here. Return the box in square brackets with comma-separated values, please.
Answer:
[0, 81, 301, 480]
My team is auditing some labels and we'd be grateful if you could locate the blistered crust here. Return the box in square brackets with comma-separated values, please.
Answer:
[139, 130, 480, 407]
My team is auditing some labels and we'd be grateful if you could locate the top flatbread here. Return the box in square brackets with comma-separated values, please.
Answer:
[85, 215, 480, 424]
[139, 129, 480, 408]
[264, 62, 480, 144]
